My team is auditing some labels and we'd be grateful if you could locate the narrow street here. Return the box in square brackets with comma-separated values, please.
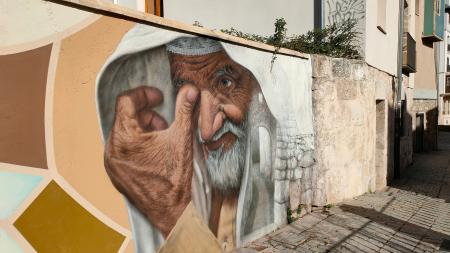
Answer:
[245, 132, 450, 252]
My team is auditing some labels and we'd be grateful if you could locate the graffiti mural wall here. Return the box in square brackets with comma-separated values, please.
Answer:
[325, 0, 365, 25]
[324, 0, 366, 56]
[0, 1, 314, 252]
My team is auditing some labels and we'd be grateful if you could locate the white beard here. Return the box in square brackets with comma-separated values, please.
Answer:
[199, 120, 247, 193]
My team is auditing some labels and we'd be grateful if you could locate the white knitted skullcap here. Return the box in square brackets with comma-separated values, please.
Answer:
[166, 37, 223, 55]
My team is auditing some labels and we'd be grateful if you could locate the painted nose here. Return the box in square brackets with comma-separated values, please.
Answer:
[198, 90, 225, 142]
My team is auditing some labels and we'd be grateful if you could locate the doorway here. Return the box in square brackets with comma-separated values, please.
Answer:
[375, 100, 386, 190]
[415, 113, 424, 152]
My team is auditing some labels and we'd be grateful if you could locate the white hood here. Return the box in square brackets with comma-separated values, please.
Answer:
[96, 24, 314, 253]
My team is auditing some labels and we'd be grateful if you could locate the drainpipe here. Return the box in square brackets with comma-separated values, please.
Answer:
[435, 40, 441, 150]
[394, 0, 405, 179]
[314, 0, 323, 30]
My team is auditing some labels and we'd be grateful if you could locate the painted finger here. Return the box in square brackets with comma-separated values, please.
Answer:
[172, 84, 199, 135]
[138, 107, 168, 131]
[116, 86, 164, 119]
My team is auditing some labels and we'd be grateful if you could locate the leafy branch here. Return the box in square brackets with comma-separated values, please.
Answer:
[221, 18, 361, 60]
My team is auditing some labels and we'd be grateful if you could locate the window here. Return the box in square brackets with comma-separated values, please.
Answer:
[435, 0, 441, 16]
[447, 58, 450, 72]
[145, 0, 163, 16]
[377, 0, 387, 34]
[112, 0, 163, 15]
[155, 0, 163, 16]
[446, 76, 450, 93]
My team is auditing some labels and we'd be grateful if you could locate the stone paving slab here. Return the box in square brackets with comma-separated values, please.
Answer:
[243, 138, 450, 252]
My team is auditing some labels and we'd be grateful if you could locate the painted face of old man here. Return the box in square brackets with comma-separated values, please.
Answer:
[167, 37, 257, 193]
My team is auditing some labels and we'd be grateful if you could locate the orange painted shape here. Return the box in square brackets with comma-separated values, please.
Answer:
[0, 45, 50, 169]
[14, 181, 125, 253]
[53, 16, 135, 229]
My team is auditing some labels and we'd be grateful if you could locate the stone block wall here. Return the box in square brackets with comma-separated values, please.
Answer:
[412, 99, 438, 151]
[275, 112, 316, 220]
[307, 55, 410, 205]
[400, 85, 414, 175]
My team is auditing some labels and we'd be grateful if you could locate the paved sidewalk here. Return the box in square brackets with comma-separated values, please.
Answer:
[244, 134, 450, 252]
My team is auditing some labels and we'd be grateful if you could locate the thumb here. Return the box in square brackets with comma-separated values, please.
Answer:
[172, 84, 199, 134]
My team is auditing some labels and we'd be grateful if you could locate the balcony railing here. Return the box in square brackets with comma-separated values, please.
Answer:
[402, 32, 416, 73]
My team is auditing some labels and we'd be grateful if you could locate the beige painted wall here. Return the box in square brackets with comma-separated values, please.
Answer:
[53, 16, 135, 230]
[1, 1, 135, 252]
[414, 0, 438, 95]
[406, 0, 417, 89]
[364, 0, 399, 76]
[2, 1, 316, 251]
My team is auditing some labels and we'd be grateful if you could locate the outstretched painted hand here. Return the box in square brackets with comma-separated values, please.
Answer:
[104, 85, 199, 237]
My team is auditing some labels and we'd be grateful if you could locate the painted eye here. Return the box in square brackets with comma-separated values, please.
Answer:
[220, 78, 233, 88]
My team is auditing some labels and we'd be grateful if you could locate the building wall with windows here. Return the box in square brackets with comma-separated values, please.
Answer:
[163, 0, 315, 37]
[364, 0, 400, 76]
[323, 0, 366, 58]
[438, 1, 450, 126]
[415, 0, 442, 95]
[323, 0, 399, 76]
[411, 0, 445, 151]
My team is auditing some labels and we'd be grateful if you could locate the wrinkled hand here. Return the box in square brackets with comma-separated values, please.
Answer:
[104, 85, 199, 237]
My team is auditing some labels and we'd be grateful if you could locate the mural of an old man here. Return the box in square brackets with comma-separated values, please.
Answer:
[97, 25, 314, 253]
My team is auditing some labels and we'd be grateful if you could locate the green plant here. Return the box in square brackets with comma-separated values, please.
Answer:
[272, 18, 287, 48]
[221, 18, 361, 60]
[287, 208, 294, 223]
[192, 21, 203, 27]
[220, 27, 267, 43]
[287, 204, 304, 224]
[269, 18, 287, 69]
[324, 203, 333, 209]
[284, 19, 361, 59]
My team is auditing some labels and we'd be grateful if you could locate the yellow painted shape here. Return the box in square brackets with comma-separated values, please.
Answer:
[14, 181, 125, 253]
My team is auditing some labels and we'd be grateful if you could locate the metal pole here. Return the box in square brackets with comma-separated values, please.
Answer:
[394, 0, 405, 179]
[435, 38, 445, 150]
[314, 0, 323, 30]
